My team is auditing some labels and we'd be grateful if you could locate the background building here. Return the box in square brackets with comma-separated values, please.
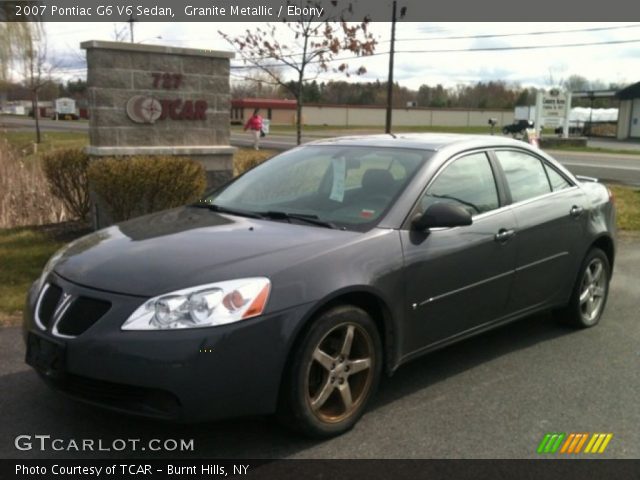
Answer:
[231, 98, 514, 128]
[616, 82, 640, 140]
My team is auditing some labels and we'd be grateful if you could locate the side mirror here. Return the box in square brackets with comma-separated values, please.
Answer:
[412, 203, 473, 231]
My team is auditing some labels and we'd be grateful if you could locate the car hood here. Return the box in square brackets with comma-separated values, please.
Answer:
[53, 207, 361, 297]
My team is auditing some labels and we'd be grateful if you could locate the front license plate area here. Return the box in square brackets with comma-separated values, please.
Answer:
[26, 332, 66, 378]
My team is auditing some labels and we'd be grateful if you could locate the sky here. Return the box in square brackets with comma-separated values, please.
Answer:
[44, 21, 640, 90]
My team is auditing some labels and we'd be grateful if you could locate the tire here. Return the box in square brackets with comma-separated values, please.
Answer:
[557, 248, 611, 328]
[278, 305, 382, 438]
[502, 127, 509, 135]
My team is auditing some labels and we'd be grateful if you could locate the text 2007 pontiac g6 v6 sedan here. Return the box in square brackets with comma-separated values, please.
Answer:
[24, 134, 615, 437]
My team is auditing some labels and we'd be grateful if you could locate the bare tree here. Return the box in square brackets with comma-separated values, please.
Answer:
[22, 25, 55, 144]
[112, 23, 129, 42]
[231, 68, 285, 99]
[220, 1, 376, 144]
[0, 19, 36, 108]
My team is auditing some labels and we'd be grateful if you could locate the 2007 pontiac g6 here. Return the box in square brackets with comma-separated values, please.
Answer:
[24, 134, 616, 437]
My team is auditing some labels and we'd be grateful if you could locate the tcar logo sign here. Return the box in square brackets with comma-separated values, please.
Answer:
[125, 72, 209, 124]
[126, 95, 209, 124]
[126, 96, 163, 124]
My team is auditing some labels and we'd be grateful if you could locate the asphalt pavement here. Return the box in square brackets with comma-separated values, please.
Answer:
[1, 234, 639, 459]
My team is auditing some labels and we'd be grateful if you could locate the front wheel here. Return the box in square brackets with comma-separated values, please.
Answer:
[278, 306, 382, 438]
[557, 248, 611, 328]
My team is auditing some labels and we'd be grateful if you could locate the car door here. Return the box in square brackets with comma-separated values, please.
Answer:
[492, 149, 588, 313]
[400, 151, 518, 355]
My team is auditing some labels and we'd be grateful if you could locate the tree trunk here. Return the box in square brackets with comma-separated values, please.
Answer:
[295, 69, 304, 145]
[32, 90, 41, 144]
[296, 96, 303, 146]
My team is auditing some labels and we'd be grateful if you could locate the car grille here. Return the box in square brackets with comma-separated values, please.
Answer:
[56, 297, 112, 336]
[37, 284, 63, 328]
[36, 283, 111, 337]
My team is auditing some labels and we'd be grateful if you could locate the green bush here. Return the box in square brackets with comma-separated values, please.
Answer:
[233, 149, 274, 176]
[41, 148, 91, 221]
[87, 156, 206, 223]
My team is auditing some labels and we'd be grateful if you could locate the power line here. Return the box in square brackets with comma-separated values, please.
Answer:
[227, 23, 640, 62]
[389, 23, 640, 43]
[155, 24, 640, 66]
[230, 37, 640, 69]
[397, 37, 640, 53]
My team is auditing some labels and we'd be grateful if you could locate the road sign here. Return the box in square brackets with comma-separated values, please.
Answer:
[535, 89, 572, 138]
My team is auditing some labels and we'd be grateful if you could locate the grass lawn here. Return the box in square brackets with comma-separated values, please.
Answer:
[0, 227, 65, 325]
[610, 185, 640, 231]
[4, 131, 89, 161]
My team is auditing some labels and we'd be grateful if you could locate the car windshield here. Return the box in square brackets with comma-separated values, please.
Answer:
[200, 146, 429, 231]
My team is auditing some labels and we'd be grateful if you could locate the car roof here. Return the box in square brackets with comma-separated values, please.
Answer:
[309, 133, 533, 152]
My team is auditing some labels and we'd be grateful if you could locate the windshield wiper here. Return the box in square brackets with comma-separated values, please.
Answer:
[190, 202, 264, 219]
[259, 211, 337, 229]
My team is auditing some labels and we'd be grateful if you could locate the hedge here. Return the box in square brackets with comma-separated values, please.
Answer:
[41, 148, 91, 220]
[87, 156, 207, 223]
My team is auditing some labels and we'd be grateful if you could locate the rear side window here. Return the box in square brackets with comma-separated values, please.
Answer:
[495, 150, 551, 203]
[543, 164, 572, 191]
[421, 152, 499, 216]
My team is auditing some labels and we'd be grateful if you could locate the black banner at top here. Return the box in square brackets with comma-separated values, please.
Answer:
[2, 0, 640, 22]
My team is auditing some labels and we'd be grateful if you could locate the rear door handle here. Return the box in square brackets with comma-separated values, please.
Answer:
[495, 228, 515, 243]
[570, 205, 584, 217]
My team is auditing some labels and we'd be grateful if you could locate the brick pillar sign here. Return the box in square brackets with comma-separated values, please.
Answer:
[81, 40, 235, 228]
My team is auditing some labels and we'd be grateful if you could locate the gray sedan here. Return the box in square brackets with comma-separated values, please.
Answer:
[24, 134, 615, 438]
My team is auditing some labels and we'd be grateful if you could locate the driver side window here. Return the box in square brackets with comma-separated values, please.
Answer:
[420, 152, 499, 216]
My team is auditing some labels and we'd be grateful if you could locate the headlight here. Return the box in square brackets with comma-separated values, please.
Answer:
[121, 277, 271, 330]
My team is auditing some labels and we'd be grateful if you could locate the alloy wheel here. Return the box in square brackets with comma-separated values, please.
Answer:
[579, 258, 607, 325]
[305, 322, 375, 424]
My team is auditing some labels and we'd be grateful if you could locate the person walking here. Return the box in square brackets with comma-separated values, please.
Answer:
[244, 108, 263, 150]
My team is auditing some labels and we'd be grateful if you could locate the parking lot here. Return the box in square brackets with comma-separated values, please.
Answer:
[1, 234, 639, 460]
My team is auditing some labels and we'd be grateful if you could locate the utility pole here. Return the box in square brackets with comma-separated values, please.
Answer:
[588, 92, 595, 137]
[385, 0, 397, 134]
[128, 14, 136, 43]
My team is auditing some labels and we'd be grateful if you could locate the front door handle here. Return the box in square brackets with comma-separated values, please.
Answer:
[495, 228, 515, 243]
[570, 205, 584, 217]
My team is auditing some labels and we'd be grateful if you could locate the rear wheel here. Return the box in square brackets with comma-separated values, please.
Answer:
[557, 248, 610, 328]
[278, 305, 382, 438]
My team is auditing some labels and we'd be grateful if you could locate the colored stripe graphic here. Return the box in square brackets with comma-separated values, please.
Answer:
[585, 433, 614, 454]
[539, 433, 614, 454]
[567, 433, 583, 453]
[574, 434, 588, 453]
[537, 433, 565, 453]
[561, 433, 589, 454]
[560, 434, 573, 453]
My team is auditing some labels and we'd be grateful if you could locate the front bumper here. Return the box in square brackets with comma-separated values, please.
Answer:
[23, 273, 311, 422]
